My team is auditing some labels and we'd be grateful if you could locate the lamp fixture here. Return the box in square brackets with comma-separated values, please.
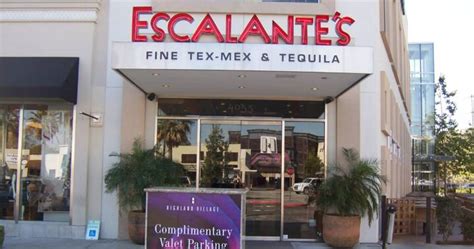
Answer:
[80, 112, 99, 120]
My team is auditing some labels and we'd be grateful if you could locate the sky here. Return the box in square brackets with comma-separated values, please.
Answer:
[406, 0, 474, 129]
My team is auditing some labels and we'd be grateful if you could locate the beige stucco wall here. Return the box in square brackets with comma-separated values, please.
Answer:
[0, 3, 98, 237]
[117, 81, 147, 239]
[152, 0, 335, 15]
[335, 85, 361, 166]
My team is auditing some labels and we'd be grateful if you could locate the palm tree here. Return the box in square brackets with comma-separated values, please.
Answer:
[156, 120, 192, 159]
[317, 148, 386, 225]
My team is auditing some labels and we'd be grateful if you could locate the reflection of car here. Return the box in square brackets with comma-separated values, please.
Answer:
[292, 178, 323, 194]
[446, 183, 458, 188]
[417, 179, 433, 186]
[463, 183, 474, 189]
[463, 183, 474, 193]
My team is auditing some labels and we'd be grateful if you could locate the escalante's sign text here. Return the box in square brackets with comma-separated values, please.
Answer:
[132, 7, 355, 46]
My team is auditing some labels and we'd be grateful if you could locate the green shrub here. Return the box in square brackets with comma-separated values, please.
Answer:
[104, 139, 185, 211]
[461, 208, 474, 241]
[316, 148, 386, 225]
[435, 196, 461, 241]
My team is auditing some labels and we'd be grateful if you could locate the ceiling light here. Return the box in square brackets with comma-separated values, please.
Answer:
[311, 87, 319, 91]
[162, 84, 170, 88]
[152, 73, 160, 76]
[238, 74, 247, 78]
[238, 86, 246, 89]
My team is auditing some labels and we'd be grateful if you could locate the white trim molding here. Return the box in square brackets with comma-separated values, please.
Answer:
[0, 10, 98, 23]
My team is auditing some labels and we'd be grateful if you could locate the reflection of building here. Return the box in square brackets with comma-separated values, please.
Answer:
[409, 43, 436, 192]
[285, 127, 325, 179]
[172, 127, 324, 184]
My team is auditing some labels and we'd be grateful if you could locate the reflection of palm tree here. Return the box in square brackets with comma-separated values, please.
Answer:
[156, 120, 192, 159]
[5, 107, 20, 148]
[26, 110, 46, 150]
[29, 110, 62, 143]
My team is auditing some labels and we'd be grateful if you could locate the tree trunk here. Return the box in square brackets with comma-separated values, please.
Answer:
[168, 144, 173, 160]
[442, 163, 448, 196]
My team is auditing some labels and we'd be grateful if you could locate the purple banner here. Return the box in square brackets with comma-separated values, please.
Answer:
[146, 191, 242, 249]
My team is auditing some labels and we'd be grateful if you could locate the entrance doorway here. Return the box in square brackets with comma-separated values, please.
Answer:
[156, 99, 326, 240]
[199, 120, 282, 238]
[0, 103, 73, 222]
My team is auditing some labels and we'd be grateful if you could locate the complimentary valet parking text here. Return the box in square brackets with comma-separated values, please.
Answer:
[154, 224, 232, 249]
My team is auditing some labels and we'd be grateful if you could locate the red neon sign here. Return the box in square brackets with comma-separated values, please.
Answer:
[131, 6, 354, 46]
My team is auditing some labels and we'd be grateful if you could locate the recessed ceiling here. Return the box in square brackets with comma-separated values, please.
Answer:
[118, 69, 367, 100]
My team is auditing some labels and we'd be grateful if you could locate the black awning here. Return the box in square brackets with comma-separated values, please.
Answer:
[0, 57, 79, 104]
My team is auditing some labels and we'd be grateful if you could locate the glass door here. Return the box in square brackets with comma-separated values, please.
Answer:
[283, 121, 325, 240]
[0, 105, 20, 220]
[0, 103, 73, 222]
[199, 119, 282, 238]
[18, 104, 73, 221]
[241, 120, 283, 237]
[155, 115, 326, 240]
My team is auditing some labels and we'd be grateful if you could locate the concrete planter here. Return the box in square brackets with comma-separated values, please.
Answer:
[128, 211, 145, 245]
[322, 214, 360, 248]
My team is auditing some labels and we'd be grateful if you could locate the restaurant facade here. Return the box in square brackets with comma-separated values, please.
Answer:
[0, 0, 411, 243]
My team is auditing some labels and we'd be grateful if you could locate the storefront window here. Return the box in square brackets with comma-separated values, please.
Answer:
[156, 99, 326, 239]
[0, 105, 20, 220]
[156, 119, 198, 185]
[283, 121, 325, 240]
[0, 103, 73, 222]
[199, 120, 282, 237]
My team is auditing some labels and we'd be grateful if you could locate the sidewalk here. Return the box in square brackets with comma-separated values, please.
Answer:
[390, 235, 473, 249]
[4, 237, 474, 249]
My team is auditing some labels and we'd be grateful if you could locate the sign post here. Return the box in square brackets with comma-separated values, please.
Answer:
[145, 188, 247, 249]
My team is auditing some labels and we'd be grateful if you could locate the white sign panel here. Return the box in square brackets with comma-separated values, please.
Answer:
[85, 220, 101, 240]
[113, 42, 372, 74]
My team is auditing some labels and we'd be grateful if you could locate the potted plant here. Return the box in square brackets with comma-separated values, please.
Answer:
[316, 148, 386, 248]
[104, 139, 184, 244]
